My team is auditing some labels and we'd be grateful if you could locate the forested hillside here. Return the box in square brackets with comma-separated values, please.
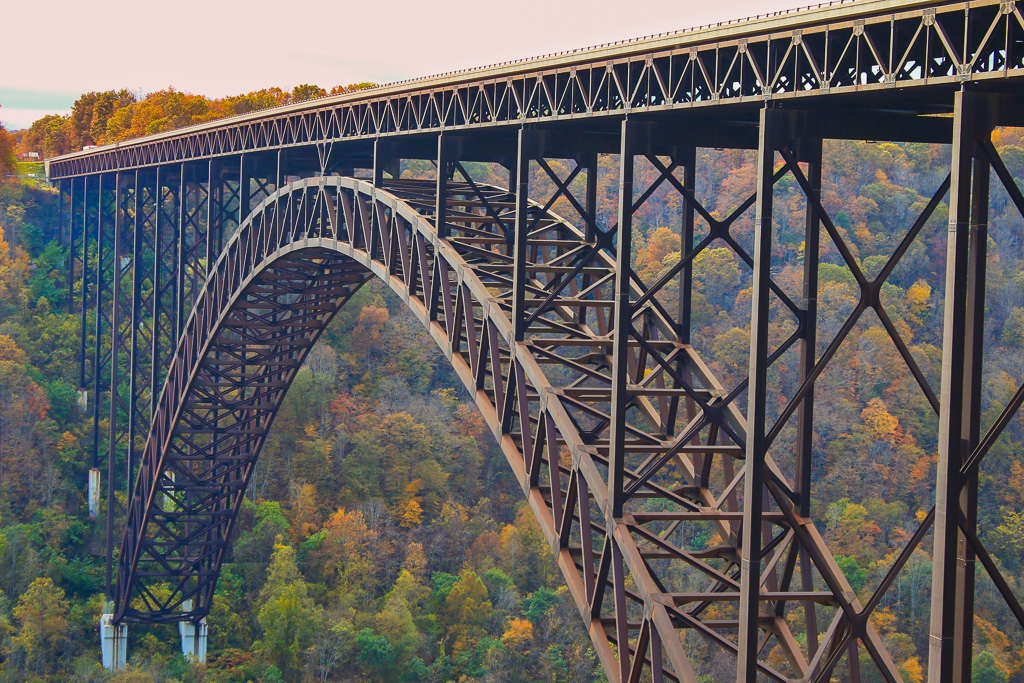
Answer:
[2, 91, 1024, 682]
[12, 83, 375, 159]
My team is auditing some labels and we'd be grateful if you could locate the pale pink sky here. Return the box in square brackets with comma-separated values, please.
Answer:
[2, 0, 807, 130]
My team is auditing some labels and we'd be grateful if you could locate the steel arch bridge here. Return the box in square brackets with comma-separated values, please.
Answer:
[47, 0, 1024, 680]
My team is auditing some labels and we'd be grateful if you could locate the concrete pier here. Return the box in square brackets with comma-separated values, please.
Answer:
[99, 613, 127, 670]
[87, 468, 100, 519]
[179, 618, 208, 663]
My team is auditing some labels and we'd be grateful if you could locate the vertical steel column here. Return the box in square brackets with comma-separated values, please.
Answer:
[373, 139, 388, 189]
[57, 179, 64, 246]
[953, 121, 989, 683]
[59, 180, 69, 305]
[206, 159, 219, 274]
[583, 151, 599, 242]
[609, 119, 639, 520]
[175, 164, 189, 341]
[80, 176, 92, 388]
[153, 167, 181, 418]
[928, 89, 989, 683]
[127, 170, 148, 494]
[737, 106, 780, 681]
[67, 179, 78, 315]
[206, 159, 215, 276]
[238, 155, 250, 227]
[207, 158, 223, 498]
[105, 171, 125, 601]
[91, 175, 110, 471]
[797, 136, 823, 662]
[512, 128, 539, 340]
[796, 138, 822, 516]
[677, 146, 696, 343]
[152, 166, 165, 419]
[182, 162, 210, 319]
[608, 118, 640, 682]
[436, 135, 451, 238]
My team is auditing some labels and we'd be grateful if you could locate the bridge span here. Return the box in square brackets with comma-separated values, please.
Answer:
[48, 0, 1024, 680]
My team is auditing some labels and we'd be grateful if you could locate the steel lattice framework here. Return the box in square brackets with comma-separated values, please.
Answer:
[47, 0, 1024, 680]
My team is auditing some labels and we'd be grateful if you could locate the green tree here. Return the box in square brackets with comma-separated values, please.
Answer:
[68, 90, 136, 146]
[522, 587, 560, 623]
[986, 509, 1024, 572]
[257, 540, 323, 677]
[375, 595, 419, 664]
[693, 247, 741, 306]
[712, 327, 751, 372]
[355, 628, 397, 681]
[972, 651, 1008, 683]
[18, 114, 71, 157]
[234, 499, 290, 586]
[1001, 307, 1024, 347]
[443, 570, 493, 654]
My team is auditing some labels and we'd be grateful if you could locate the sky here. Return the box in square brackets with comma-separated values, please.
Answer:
[1, 0, 808, 130]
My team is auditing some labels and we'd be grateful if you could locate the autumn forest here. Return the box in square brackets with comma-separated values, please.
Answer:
[1, 86, 1024, 682]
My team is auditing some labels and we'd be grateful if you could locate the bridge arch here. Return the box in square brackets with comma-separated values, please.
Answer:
[115, 172, 884, 682]
[119, 175, 652, 668]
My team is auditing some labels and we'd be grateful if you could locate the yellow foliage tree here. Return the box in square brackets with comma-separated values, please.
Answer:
[287, 481, 318, 544]
[0, 334, 28, 364]
[1004, 460, 1024, 506]
[11, 577, 72, 675]
[861, 397, 905, 445]
[900, 656, 924, 683]
[398, 479, 424, 528]
[399, 496, 423, 528]
[313, 507, 378, 600]
[906, 279, 931, 310]
[402, 542, 428, 580]
[501, 617, 534, 648]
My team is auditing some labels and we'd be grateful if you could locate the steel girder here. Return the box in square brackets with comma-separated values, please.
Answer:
[47, 0, 1024, 179]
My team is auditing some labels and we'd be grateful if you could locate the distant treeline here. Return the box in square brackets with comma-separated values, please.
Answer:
[10, 83, 376, 158]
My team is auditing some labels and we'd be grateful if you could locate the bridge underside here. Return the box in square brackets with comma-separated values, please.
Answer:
[53, 80, 1024, 680]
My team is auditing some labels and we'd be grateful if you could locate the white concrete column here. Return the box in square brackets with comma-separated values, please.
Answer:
[88, 468, 101, 519]
[99, 613, 127, 670]
[179, 618, 208, 663]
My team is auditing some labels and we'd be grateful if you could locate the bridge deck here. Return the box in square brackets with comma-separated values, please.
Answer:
[49, 0, 1024, 178]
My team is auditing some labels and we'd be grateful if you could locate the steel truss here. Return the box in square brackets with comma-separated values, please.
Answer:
[44, 89, 1002, 681]
[48, 6, 1024, 674]
[48, 0, 1024, 180]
